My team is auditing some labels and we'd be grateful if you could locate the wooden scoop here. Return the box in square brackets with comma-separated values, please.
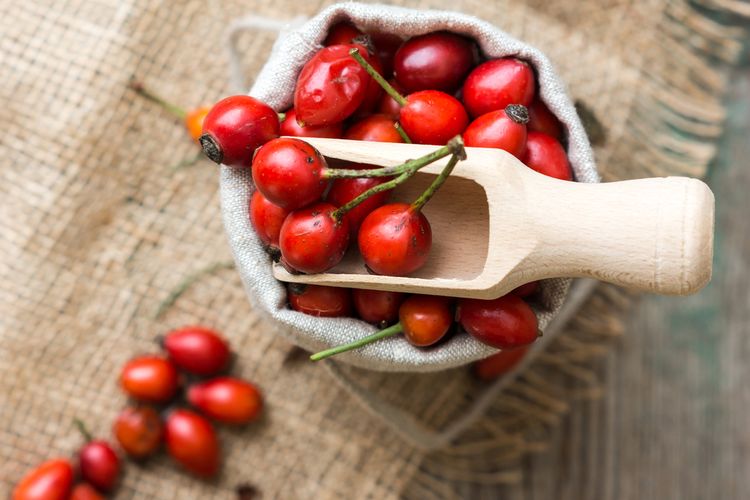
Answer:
[273, 138, 714, 299]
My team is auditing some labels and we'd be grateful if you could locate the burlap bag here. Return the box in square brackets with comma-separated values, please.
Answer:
[2, 0, 746, 498]
[220, 2, 600, 372]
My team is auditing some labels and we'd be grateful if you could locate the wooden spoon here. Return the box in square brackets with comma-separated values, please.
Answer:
[272, 138, 714, 299]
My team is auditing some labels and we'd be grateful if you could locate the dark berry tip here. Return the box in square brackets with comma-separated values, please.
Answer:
[505, 104, 530, 125]
[199, 134, 224, 164]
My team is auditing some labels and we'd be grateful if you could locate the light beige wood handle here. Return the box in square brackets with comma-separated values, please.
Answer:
[523, 176, 714, 295]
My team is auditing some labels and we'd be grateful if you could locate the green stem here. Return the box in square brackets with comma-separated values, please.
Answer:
[154, 261, 235, 319]
[277, 112, 286, 122]
[394, 122, 412, 143]
[350, 48, 407, 107]
[74, 419, 93, 442]
[310, 323, 404, 361]
[332, 171, 408, 222]
[129, 79, 187, 120]
[411, 152, 462, 212]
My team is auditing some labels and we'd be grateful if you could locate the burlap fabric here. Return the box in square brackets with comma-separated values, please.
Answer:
[1, 0, 745, 498]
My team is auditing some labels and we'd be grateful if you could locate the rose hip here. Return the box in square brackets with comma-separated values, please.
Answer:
[279, 202, 350, 274]
[288, 284, 353, 317]
[369, 32, 403, 77]
[113, 406, 164, 459]
[328, 169, 391, 235]
[527, 98, 563, 139]
[462, 58, 536, 118]
[512, 281, 539, 298]
[354, 56, 385, 117]
[462, 104, 529, 158]
[12, 459, 73, 500]
[352, 289, 405, 326]
[377, 79, 404, 119]
[393, 31, 475, 93]
[120, 355, 179, 403]
[324, 22, 362, 46]
[294, 44, 373, 126]
[523, 131, 573, 180]
[78, 440, 120, 493]
[165, 409, 220, 478]
[199, 95, 280, 167]
[457, 295, 538, 349]
[279, 109, 343, 139]
[187, 377, 263, 425]
[163, 326, 231, 376]
[251, 137, 328, 210]
[473, 346, 529, 381]
[344, 115, 403, 143]
[70, 483, 104, 500]
[250, 191, 291, 252]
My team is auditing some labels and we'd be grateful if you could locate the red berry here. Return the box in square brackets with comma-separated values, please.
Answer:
[294, 44, 373, 126]
[400, 90, 469, 145]
[527, 98, 563, 139]
[327, 165, 391, 236]
[393, 32, 475, 93]
[12, 459, 73, 500]
[358, 203, 431, 276]
[288, 284, 353, 317]
[399, 295, 453, 347]
[473, 346, 529, 381]
[457, 295, 538, 349]
[522, 132, 572, 180]
[324, 22, 362, 46]
[78, 441, 120, 493]
[279, 109, 343, 138]
[462, 58, 536, 118]
[512, 281, 539, 298]
[369, 32, 403, 77]
[462, 104, 529, 158]
[377, 79, 404, 119]
[200, 95, 279, 168]
[249, 191, 291, 251]
[353, 289, 405, 325]
[163, 326, 231, 376]
[344, 114, 403, 143]
[70, 483, 104, 500]
[113, 406, 164, 459]
[279, 202, 350, 274]
[354, 56, 385, 117]
[187, 377, 263, 425]
[120, 356, 179, 403]
[251, 137, 328, 210]
[165, 409, 220, 478]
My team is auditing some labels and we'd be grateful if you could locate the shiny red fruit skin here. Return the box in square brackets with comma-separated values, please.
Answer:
[279, 202, 350, 274]
[344, 114, 403, 143]
[251, 137, 328, 210]
[113, 406, 164, 459]
[358, 203, 432, 276]
[394, 31, 475, 93]
[527, 99, 563, 139]
[288, 284, 353, 317]
[164, 326, 231, 376]
[399, 295, 453, 347]
[280, 109, 343, 138]
[400, 91, 469, 145]
[187, 377, 263, 424]
[79, 441, 120, 493]
[70, 483, 104, 500]
[324, 22, 362, 46]
[523, 132, 573, 180]
[463, 109, 528, 158]
[473, 346, 529, 381]
[200, 95, 280, 168]
[377, 79, 404, 119]
[12, 459, 73, 500]
[462, 59, 536, 118]
[120, 356, 179, 403]
[370, 32, 403, 77]
[249, 191, 291, 250]
[294, 44, 372, 126]
[328, 170, 391, 236]
[165, 410, 220, 478]
[512, 281, 539, 298]
[352, 289, 405, 325]
[458, 295, 538, 349]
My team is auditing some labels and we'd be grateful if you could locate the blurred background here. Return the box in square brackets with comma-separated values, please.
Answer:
[1, 0, 749, 498]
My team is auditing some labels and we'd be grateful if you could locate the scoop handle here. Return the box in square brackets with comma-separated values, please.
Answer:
[525, 176, 714, 295]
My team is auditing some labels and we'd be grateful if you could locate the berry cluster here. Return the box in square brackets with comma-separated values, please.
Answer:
[12, 327, 262, 499]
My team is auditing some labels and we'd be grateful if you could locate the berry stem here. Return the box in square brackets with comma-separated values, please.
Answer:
[310, 323, 403, 361]
[128, 79, 187, 120]
[394, 122, 412, 143]
[411, 138, 466, 212]
[332, 170, 408, 222]
[349, 48, 407, 107]
[277, 112, 286, 122]
[74, 418, 94, 442]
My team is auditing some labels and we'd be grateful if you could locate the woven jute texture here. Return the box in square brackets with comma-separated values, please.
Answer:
[1, 0, 746, 498]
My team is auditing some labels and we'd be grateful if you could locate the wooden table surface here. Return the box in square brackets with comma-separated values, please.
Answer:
[498, 64, 750, 500]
